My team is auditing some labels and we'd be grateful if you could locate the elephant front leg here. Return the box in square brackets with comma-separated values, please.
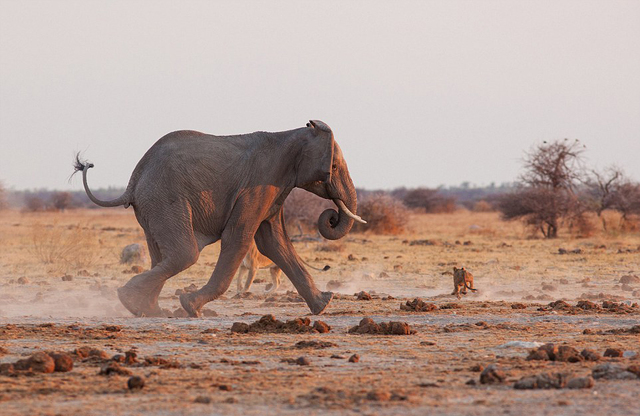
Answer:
[180, 233, 255, 317]
[254, 214, 333, 315]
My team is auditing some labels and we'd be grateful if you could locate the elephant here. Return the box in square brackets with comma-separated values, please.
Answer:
[74, 120, 365, 317]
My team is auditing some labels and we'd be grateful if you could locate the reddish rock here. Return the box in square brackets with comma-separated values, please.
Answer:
[514, 373, 567, 389]
[480, 364, 506, 384]
[400, 298, 438, 312]
[355, 291, 372, 301]
[14, 352, 55, 373]
[556, 346, 583, 363]
[567, 376, 595, 389]
[580, 349, 601, 361]
[127, 375, 145, 390]
[313, 321, 331, 333]
[49, 352, 74, 372]
[99, 362, 132, 376]
[603, 348, 624, 358]
[348, 354, 360, 363]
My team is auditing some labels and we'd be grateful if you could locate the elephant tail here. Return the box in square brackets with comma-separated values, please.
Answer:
[72, 153, 132, 208]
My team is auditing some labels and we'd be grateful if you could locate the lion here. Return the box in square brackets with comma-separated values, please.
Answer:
[236, 242, 282, 294]
[451, 266, 477, 299]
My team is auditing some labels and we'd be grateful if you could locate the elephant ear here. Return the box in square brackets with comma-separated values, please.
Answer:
[296, 120, 334, 186]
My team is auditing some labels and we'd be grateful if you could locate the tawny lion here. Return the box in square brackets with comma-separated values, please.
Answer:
[451, 266, 477, 299]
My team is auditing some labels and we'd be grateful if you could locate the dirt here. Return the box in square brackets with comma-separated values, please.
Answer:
[348, 317, 416, 335]
[2, 209, 640, 415]
[230, 315, 331, 334]
[400, 298, 438, 312]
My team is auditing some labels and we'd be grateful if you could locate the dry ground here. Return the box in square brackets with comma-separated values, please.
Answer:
[1, 209, 639, 416]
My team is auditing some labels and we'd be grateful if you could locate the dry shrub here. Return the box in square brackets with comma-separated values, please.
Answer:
[402, 188, 457, 213]
[473, 200, 494, 212]
[352, 193, 409, 235]
[30, 223, 99, 270]
[567, 213, 597, 238]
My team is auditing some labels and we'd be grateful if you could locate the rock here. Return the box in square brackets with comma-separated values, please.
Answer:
[120, 243, 146, 264]
[400, 298, 438, 312]
[514, 373, 567, 389]
[480, 364, 506, 384]
[61, 275, 73, 282]
[547, 300, 571, 310]
[592, 363, 638, 380]
[99, 363, 132, 376]
[366, 390, 391, 401]
[580, 349, 601, 361]
[230, 315, 328, 334]
[124, 350, 138, 365]
[576, 300, 599, 310]
[172, 308, 189, 318]
[127, 375, 145, 390]
[194, 396, 212, 404]
[73, 347, 109, 361]
[566, 376, 595, 389]
[17, 276, 29, 285]
[202, 309, 218, 317]
[556, 346, 583, 363]
[230, 322, 250, 333]
[130, 265, 144, 273]
[619, 275, 640, 284]
[349, 318, 416, 335]
[603, 348, 624, 358]
[527, 349, 550, 361]
[0, 363, 15, 375]
[295, 356, 310, 366]
[355, 291, 372, 301]
[511, 303, 527, 309]
[348, 354, 360, 363]
[14, 352, 55, 373]
[313, 321, 331, 333]
[49, 352, 74, 372]
[541, 284, 557, 292]
[627, 365, 640, 378]
[293, 340, 337, 349]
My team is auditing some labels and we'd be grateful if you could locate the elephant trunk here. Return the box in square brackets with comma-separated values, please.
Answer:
[317, 185, 360, 240]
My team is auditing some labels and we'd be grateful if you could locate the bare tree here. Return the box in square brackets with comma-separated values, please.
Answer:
[498, 139, 586, 238]
[0, 181, 7, 210]
[24, 195, 46, 212]
[586, 166, 623, 230]
[50, 191, 74, 212]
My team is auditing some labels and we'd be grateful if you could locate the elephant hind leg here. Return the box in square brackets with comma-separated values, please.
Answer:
[119, 213, 200, 317]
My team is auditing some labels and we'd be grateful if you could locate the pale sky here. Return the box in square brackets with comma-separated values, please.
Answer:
[1, 0, 639, 191]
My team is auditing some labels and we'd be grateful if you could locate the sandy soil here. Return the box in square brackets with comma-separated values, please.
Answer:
[1, 209, 639, 415]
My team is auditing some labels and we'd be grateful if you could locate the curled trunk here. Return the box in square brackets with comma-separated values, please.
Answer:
[318, 190, 358, 240]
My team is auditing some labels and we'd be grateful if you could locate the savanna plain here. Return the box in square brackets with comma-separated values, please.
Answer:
[1, 209, 639, 416]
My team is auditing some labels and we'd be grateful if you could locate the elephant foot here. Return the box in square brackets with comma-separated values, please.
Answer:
[179, 293, 202, 318]
[117, 286, 164, 317]
[308, 291, 333, 315]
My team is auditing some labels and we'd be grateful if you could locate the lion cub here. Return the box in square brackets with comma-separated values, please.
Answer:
[236, 242, 282, 294]
[451, 267, 477, 299]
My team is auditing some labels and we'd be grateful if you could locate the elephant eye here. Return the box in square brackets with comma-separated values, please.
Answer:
[332, 164, 337, 171]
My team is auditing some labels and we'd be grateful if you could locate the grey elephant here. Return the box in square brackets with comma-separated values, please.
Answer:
[74, 120, 365, 317]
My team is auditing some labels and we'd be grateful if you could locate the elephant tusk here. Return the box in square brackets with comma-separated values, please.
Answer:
[334, 199, 367, 224]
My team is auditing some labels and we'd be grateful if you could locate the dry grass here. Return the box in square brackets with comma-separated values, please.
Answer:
[30, 222, 99, 270]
